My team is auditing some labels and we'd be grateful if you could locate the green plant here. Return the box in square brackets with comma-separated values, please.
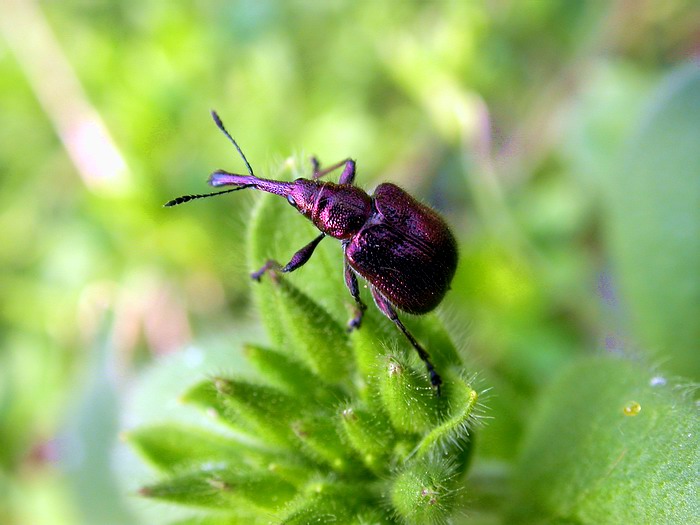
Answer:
[128, 160, 480, 524]
[128, 64, 700, 524]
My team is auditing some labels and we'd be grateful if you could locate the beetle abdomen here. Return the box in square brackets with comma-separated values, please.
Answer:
[346, 183, 457, 314]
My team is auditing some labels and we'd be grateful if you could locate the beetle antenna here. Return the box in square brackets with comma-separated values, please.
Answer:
[163, 186, 251, 207]
[211, 110, 255, 177]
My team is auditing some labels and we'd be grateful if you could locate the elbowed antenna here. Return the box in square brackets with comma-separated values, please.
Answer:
[211, 110, 255, 177]
[164, 110, 258, 207]
[206, 115, 291, 195]
[163, 186, 250, 207]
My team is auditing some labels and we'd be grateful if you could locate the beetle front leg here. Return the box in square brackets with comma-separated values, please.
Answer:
[342, 249, 367, 332]
[251, 233, 326, 281]
[311, 157, 356, 185]
[370, 286, 442, 396]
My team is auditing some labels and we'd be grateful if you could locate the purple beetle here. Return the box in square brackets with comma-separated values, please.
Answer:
[166, 111, 458, 395]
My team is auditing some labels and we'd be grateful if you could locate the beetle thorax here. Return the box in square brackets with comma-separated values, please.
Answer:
[290, 180, 372, 239]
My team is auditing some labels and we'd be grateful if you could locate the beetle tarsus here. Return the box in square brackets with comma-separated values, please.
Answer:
[251, 260, 280, 281]
[426, 363, 443, 397]
[310, 156, 321, 177]
[346, 305, 366, 332]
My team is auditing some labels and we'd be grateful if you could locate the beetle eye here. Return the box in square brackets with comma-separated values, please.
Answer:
[287, 195, 297, 207]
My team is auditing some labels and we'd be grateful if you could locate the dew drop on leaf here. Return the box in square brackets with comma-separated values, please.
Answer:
[623, 401, 641, 416]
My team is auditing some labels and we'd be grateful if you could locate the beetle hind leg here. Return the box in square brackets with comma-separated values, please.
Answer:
[369, 286, 442, 396]
[343, 253, 367, 331]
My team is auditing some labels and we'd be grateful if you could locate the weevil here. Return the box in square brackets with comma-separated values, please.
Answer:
[166, 111, 458, 395]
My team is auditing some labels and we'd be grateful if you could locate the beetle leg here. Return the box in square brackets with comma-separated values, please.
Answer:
[337, 160, 356, 185]
[369, 286, 442, 396]
[342, 247, 367, 332]
[251, 233, 326, 281]
[311, 157, 355, 185]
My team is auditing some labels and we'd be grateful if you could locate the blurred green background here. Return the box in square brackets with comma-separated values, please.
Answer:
[1, 1, 698, 524]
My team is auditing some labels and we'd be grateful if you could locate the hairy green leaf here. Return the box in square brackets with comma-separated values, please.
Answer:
[391, 454, 461, 525]
[127, 424, 243, 473]
[140, 468, 295, 512]
[510, 356, 699, 524]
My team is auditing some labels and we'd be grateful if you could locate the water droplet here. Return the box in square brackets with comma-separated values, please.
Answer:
[623, 401, 641, 416]
[650, 376, 666, 387]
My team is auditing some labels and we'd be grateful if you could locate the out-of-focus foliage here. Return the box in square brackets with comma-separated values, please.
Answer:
[606, 64, 700, 379]
[0, 1, 697, 524]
